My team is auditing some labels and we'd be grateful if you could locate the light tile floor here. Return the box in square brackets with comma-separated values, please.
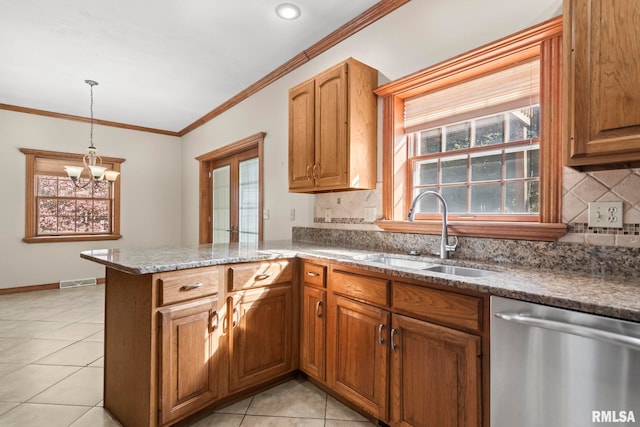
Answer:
[0, 285, 375, 427]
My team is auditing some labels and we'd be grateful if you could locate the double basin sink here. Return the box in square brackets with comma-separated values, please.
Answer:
[361, 255, 494, 278]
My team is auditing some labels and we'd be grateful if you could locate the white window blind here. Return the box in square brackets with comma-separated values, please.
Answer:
[404, 59, 540, 133]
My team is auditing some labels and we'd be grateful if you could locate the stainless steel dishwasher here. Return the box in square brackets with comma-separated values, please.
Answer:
[491, 296, 640, 427]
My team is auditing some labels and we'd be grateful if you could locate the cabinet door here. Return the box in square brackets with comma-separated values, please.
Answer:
[565, 0, 640, 168]
[390, 314, 481, 427]
[301, 285, 326, 381]
[229, 285, 293, 392]
[315, 62, 349, 189]
[289, 79, 316, 191]
[158, 297, 222, 425]
[329, 294, 389, 420]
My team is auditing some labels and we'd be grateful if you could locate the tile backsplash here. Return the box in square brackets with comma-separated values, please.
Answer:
[312, 168, 640, 248]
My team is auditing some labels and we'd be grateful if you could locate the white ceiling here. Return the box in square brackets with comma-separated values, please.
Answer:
[0, 0, 379, 133]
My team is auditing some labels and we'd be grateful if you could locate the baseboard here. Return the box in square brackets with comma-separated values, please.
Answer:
[0, 278, 105, 295]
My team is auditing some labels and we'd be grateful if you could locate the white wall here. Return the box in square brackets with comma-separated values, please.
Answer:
[180, 0, 563, 244]
[0, 109, 182, 289]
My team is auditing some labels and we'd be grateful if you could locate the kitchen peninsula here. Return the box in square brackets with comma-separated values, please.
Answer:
[82, 240, 640, 427]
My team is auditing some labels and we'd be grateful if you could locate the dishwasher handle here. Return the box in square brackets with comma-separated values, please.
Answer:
[494, 312, 640, 352]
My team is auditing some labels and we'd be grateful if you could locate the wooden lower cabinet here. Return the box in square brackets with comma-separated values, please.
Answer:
[229, 285, 294, 392]
[390, 314, 481, 427]
[158, 297, 225, 426]
[301, 284, 326, 382]
[328, 294, 390, 420]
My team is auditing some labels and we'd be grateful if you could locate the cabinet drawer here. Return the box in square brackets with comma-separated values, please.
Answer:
[158, 267, 219, 306]
[392, 282, 481, 332]
[331, 269, 389, 307]
[228, 260, 294, 291]
[303, 262, 326, 287]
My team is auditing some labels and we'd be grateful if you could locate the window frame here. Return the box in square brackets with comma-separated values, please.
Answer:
[21, 148, 125, 243]
[374, 16, 566, 241]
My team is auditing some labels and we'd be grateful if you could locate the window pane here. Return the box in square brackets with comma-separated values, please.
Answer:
[94, 200, 110, 218]
[445, 123, 470, 151]
[412, 187, 439, 213]
[505, 181, 539, 213]
[528, 148, 540, 177]
[471, 152, 501, 182]
[475, 115, 504, 146]
[505, 150, 525, 179]
[93, 182, 110, 198]
[37, 177, 57, 197]
[92, 217, 110, 233]
[416, 160, 438, 186]
[58, 179, 76, 197]
[470, 184, 501, 213]
[418, 129, 442, 155]
[38, 199, 57, 217]
[38, 216, 57, 234]
[441, 157, 467, 183]
[441, 186, 467, 213]
[507, 106, 540, 141]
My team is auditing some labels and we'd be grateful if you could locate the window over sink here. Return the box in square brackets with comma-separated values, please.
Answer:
[374, 17, 566, 241]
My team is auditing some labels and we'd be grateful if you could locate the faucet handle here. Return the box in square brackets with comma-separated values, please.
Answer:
[445, 235, 459, 253]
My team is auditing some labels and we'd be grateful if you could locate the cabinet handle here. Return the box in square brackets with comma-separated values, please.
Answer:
[209, 310, 219, 332]
[223, 315, 228, 334]
[180, 282, 204, 291]
[315, 301, 323, 318]
[306, 271, 320, 277]
[391, 328, 398, 351]
[306, 165, 312, 180]
[378, 323, 386, 344]
[312, 164, 319, 179]
[254, 273, 272, 281]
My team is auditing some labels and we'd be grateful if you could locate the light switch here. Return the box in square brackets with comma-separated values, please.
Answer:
[588, 202, 623, 228]
[289, 209, 296, 221]
[263, 209, 270, 220]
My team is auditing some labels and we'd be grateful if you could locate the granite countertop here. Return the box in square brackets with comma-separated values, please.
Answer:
[81, 240, 640, 322]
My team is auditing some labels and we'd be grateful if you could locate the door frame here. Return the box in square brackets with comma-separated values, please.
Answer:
[196, 132, 265, 244]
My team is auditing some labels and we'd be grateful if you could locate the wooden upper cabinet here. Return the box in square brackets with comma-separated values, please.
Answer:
[288, 58, 378, 192]
[564, 0, 640, 169]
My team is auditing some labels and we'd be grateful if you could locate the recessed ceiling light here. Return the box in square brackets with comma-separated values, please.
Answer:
[275, 3, 301, 20]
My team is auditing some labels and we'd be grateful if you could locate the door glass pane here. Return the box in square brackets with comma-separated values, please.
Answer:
[213, 165, 230, 244]
[239, 158, 259, 243]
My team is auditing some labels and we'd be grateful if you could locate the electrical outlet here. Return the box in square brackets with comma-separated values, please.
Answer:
[262, 209, 270, 220]
[588, 202, 623, 228]
[364, 207, 376, 222]
[324, 208, 332, 223]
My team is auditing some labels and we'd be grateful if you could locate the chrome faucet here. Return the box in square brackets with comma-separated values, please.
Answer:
[407, 191, 458, 259]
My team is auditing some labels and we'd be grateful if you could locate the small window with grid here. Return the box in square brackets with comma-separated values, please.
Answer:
[406, 60, 540, 220]
[21, 148, 124, 243]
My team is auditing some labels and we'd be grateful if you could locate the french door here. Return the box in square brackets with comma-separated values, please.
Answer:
[197, 132, 264, 245]
[211, 149, 259, 244]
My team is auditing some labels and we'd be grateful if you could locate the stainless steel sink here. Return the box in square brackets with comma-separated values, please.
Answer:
[423, 264, 494, 277]
[365, 256, 435, 270]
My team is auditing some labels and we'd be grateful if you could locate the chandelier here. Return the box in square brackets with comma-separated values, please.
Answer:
[64, 80, 119, 187]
